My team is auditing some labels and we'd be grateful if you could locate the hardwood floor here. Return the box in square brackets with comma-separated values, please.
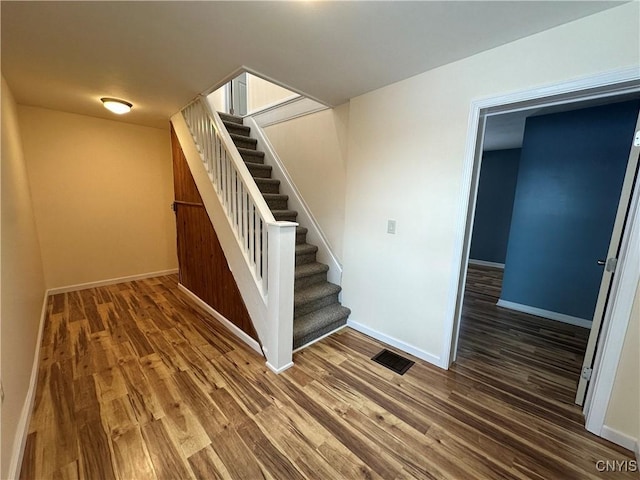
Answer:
[20, 273, 634, 480]
[458, 264, 590, 406]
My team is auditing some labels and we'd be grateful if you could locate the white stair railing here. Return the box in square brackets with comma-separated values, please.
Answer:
[173, 96, 297, 373]
[183, 98, 275, 293]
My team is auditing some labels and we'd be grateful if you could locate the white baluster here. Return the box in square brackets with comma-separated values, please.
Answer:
[248, 201, 255, 272]
[261, 219, 269, 293]
[179, 98, 297, 372]
[232, 168, 238, 233]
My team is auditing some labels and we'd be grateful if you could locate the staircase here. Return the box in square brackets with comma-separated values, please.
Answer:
[219, 112, 351, 349]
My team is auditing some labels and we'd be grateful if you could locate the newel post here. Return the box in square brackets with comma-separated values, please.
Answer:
[264, 221, 298, 373]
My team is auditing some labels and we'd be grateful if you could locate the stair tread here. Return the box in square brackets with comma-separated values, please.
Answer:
[231, 133, 257, 147]
[254, 178, 280, 185]
[293, 303, 351, 339]
[222, 121, 250, 134]
[295, 226, 308, 245]
[238, 147, 264, 157]
[218, 112, 243, 124]
[271, 209, 298, 216]
[294, 282, 341, 306]
[263, 193, 289, 200]
[295, 262, 329, 279]
[296, 243, 318, 255]
[255, 178, 281, 193]
[230, 132, 255, 141]
[246, 162, 271, 170]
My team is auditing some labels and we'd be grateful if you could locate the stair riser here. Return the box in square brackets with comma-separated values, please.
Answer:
[266, 198, 289, 210]
[224, 123, 250, 136]
[273, 212, 297, 222]
[295, 252, 317, 265]
[219, 113, 243, 124]
[295, 272, 328, 289]
[241, 152, 264, 164]
[294, 318, 348, 350]
[233, 137, 258, 150]
[296, 231, 307, 244]
[295, 295, 340, 318]
[256, 182, 280, 194]
[247, 165, 272, 178]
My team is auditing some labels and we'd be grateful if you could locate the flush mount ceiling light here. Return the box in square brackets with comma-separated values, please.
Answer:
[101, 97, 132, 114]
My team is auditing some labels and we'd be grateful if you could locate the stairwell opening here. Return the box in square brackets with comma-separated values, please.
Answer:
[210, 72, 299, 117]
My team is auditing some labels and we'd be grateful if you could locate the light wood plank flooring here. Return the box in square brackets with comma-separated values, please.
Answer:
[20, 273, 634, 479]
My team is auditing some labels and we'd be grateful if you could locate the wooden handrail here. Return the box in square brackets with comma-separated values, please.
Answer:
[172, 200, 204, 210]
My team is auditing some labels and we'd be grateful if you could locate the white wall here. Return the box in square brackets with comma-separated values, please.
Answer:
[210, 86, 227, 113]
[18, 106, 177, 289]
[209, 74, 295, 115]
[342, 3, 640, 364]
[1, 77, 47, 479]
[247, 74, 297, 114]
[263, 104, 349, 260]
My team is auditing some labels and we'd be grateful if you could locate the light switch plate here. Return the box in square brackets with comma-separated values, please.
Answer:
[387, 220, 396, 234]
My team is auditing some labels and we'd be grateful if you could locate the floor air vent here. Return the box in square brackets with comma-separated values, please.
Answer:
[371, 349, 414, 375]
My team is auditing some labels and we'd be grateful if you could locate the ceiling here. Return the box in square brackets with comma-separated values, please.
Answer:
[483, 92, 640, 151]
[483, 111, 533, 151]
[1, 1, 624, 129]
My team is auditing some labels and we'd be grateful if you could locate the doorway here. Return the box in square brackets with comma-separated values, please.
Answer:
[458, 262, 592, 409]
[227, 72, 248, 116]
[446, 71, 640, 433]
[460, 100, 639, 407]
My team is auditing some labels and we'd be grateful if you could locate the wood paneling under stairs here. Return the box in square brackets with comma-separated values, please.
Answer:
[20, 274, 635, 479]
[171, 127, 257, 341]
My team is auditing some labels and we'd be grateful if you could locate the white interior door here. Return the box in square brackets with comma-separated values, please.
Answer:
[575, 112, 640, 405]
[230, 73, 247, 116]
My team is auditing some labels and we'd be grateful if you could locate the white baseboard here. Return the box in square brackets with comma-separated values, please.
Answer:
[468, 259, 505, 269]
[8, 292, 48, 480]
[47, 268, 179, 295]
[496, 299, 592, 329]
[265, 361, 294, 374]
[177, 284, 262, 355]
[601, 425, 637, 453]
[347, 319, 443, 369]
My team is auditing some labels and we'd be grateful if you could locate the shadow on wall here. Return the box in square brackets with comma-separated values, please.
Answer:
[469, 148, 521, 265]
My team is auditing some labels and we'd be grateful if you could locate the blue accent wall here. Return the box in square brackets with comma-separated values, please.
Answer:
[501, 100, 639, 320]
[470, 148, 521, 264]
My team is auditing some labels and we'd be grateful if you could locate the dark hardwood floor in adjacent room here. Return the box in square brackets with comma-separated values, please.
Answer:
[21, 273, 634, 480]
[457, 264, 590, 407]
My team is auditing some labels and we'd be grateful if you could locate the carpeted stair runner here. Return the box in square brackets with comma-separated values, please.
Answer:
[219, 111, 351, 349]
